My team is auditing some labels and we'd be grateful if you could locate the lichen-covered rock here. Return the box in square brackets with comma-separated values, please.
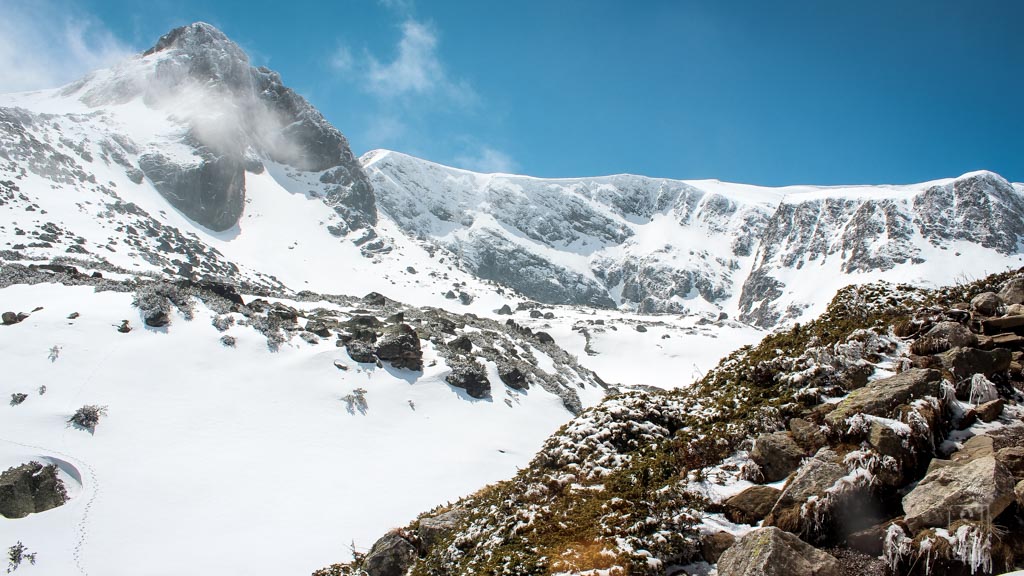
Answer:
[717, 526, 841, 576]
[922, 321, 978, 350]
[789, 418, 827, 452]
[345, 340, 377, 364]
[999, 277, 1024, 305]
[0, 461, 69, 519]
[902, 454, 1016, 533]
[362, 531, 416, 576]
[418, 509, 466, 551]
[445, 361, 490, 399]
[700, 530, 735, 563]
[971, 292, 1003, 316]
[724, 485, 781, 525]
[374, 324, 423, 371]
[937, 347, 1011, 381]
[764, 447, 847, 536]
[750, 431, 805, 482]
[824, 369, 941, 428]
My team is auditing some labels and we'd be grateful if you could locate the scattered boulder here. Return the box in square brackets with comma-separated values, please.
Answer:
[362, 531, 417, 576]
[764, 447, 847, 537]
[363, 292, 387, 307]
[497, 304, 513, 315]
[724, 485, 781, 525]
[143, 310, 170, 327]
[446, 362, 490, 399]
[971, 292, 1003, 316]
[1, 311, 19, 325]
[305, 320, 332, 338]
[999, 277, 1024, 306]
[497, 360, 528, 390]
[825, 369, 940, 428]
[845, 520, 901, 557]
[0, 461, 69, 519]
[700, 530, 735, 564]
[447, 335, 473, 352]
[938, 347, 1011, 381]
[717, 526, 841, 576]
[789, 418, 827, 452]
[535, 331, 554, 344]
[117, 320, 132, 333]
[635, 324, 647, 333]
[922, 321, 978, 350]
[458, 292, 473, 305]
[995, 447, 1024, 480]
[418, 509, 467, 550]
[529, 310, 542, 319]
[374, 324, 423, 371]
[902, 449, 1016, 532]
[975, 398, 1004, 422]
[750, 431, 805, 482]
[345, 340, 377, 363]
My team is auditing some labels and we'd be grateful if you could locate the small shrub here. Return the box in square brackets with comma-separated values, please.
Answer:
[6, 541, 36, 573]
[220, 335, 236, 347]
[342, 388, 368, 415]
[37, 386, 46, 396]
[211, 315, 235, 332]
[9, 394, 27, 406]
[132, 282, 196, 324]
[68, 404, 108, 432]
[48, 345, 61, 362]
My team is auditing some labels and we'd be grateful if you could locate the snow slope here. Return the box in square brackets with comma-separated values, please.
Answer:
[0, 281, 605, 575]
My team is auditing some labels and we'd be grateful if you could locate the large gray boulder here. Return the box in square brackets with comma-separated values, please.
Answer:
[937, 347, 1011, 381]
[902, 451, 1016, 533]
[724, 485, 782, 525]
[824, 368, 941, 428]
[999, 277, 1024, 306]
[750, 431, 805, 482]
[362, 531, 417, 576]
[764, 448, 847, 536]
[418, 509, 466, 550]
[922, 321, 978, 349]
[971, 292, 1003, 316]
[374, 324, 423, 371]
[717, 526, 841, 576]
[0, 462, 69, 519]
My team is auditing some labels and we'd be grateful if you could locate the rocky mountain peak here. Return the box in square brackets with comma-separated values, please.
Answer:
[144, 22, 243, 59]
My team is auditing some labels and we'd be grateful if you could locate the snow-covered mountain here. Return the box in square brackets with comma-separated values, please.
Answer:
[2, 20, 1024, 576]
[363, 150, 1024, 327]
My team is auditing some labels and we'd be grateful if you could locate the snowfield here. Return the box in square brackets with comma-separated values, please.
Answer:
[0, 284, 590, 575]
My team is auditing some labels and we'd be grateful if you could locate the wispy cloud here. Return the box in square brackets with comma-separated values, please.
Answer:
[0, 2, 134, 93]
[455, 145, 518, 174]
[330, 45, 354, 73]
[365, 19, 476, 106]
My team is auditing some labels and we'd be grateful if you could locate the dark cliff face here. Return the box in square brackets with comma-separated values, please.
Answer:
[98, 22, 377, 232]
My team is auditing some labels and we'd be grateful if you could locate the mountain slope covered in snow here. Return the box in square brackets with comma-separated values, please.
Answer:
[363, 150, 1024, 327]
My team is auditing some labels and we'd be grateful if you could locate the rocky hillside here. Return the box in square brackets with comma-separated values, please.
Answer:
[320, 269, 1024, 575]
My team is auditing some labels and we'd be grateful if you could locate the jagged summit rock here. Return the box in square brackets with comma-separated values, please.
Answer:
[58, 22, 376, 233]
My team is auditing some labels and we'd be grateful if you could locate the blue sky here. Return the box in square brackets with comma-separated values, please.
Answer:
[2, 0, 1022, 185]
